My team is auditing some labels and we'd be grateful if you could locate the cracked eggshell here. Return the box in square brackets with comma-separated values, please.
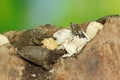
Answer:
[53, 29, 72, 45]
[41, 38, 58, 50]
[53, 29, 88, 57]
[86, 21, 104, 41]
[62, 36, 88, 57]
[0, 34, 9, 46]
[62, 43, 77, 57]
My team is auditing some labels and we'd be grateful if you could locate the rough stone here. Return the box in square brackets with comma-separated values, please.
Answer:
[0, 44, 25, 80]
[18, 46, 65, 70]
[51, 16, 120, 80]
[3, 30, 25, 45]
[15, 25, 58, 50]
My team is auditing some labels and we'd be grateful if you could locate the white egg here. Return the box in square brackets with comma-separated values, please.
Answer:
[86, 21, 104, 41]
[0, 34, 9, 46]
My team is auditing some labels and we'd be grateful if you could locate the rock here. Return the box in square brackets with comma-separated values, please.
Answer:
[35, 24, 59, 35]
[3, 30, 25, 45]
[18, 46, 51, 70]
[0, 44, 25, 80]
[15, 25, 58, 50]
[18, 46, 66, 70]
[50, 15, 120, 80]
[96, 14, 120, 24]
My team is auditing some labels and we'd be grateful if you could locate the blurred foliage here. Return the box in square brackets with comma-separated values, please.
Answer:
[0, 0, 120, 32]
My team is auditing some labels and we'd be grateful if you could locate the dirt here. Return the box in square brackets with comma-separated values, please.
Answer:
[22, 60, 50, 80]
[21, 50, 66, 80]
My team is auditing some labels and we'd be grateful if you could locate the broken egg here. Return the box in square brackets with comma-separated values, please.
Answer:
[53, 29, 73, 50]
[53, 29, 88, 57]
[53, 22, 104, 57]
[62, 36, 88, 57]
[0, 34, 9, 46]
[41, 38, 58, 50]
[53, 29, 72, 45]
[86, 21, 104, 41]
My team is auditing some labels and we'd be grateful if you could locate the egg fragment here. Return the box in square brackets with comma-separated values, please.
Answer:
[41, 38, 58, 50]
[53, 22, 104, 57]
[53, 29, 88, 57]
[53, 29, 72, 45]
[53, 29, 73, 50]
[0, 34, 9, 46]
[62, 36, 88, 57]
[86, 21, 104, 41]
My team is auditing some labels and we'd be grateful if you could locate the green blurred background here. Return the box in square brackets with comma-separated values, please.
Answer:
[0, 0, 120, 33]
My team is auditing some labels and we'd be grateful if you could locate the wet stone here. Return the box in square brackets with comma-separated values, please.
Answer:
[18, 46, 65, 70]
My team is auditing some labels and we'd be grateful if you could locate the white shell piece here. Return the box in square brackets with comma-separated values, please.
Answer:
[53, 29, 72, 45]
[86, 21, 104, 41]
[62, 36, 87, 57]
[0, 34, 9, 46]
[53, 29, 88, 57]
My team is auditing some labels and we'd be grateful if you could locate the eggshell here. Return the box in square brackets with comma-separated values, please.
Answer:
[86, 21, 104, 41]
[53, 29, 72, 45]
[0, 34, 9, 46]
[62, 36, 87, 57]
